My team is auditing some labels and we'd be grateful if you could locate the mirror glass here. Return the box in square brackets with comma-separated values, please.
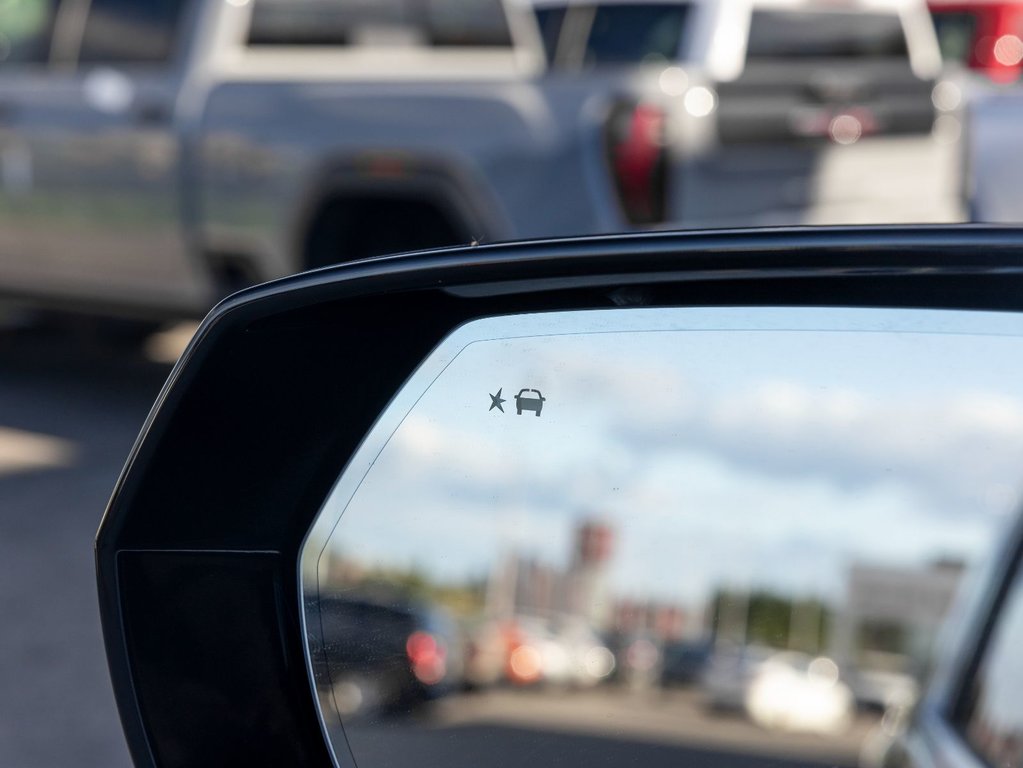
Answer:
[302, 307, 1023, 768]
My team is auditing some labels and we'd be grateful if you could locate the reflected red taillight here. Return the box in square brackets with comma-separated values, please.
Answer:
[406, 631, 446, 685]
[608, 102, 669, 226]
[507, 644, 543, 685]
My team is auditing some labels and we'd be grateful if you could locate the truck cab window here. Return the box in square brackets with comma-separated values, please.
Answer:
[0, 0, 58, 65]
[77, 0, 188, 64]
[248, 0, 512, 48]
[424, 0, 512, 46]
[745, 10, 909, 60]
[956, 558, 1023, 768]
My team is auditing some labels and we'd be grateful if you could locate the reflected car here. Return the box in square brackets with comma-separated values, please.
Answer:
[462, 619, 510, 689]
[850, 664, 919, 711]
[476, 615, 615, 688]
[549, 615, 617, 687]
[745, 653, 854, 735]
[605, 631, 663, 689]
[317, 595, 462, 717]
[702, 644, 772, 710]
[660, 639, 713, 688]
[504, 616, 576, 686]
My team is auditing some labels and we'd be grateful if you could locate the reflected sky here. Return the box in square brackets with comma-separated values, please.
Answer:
[320, 310, 1023, 605]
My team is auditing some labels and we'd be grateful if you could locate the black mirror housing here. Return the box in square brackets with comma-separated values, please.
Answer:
[97, 226, 1023, 768]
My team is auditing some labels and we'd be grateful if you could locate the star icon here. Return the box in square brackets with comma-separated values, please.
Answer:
[489, 388, 506, 413]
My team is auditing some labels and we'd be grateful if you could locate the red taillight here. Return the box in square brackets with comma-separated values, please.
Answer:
[974, 33, 1023, 82]
[406, 631, 446, 685]
[608, 102, 668, 226]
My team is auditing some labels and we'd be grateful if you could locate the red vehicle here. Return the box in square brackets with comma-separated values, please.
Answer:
[929, 0, 1023, 81]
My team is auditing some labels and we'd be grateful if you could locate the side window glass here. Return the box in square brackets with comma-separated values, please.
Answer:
[930, 11, 977, 67]
[0, 0, 58, 66]
[745, 11, 909, 61]
[583, 4, 690, 65]
[247, 0, 513, 48]
[534, 7, 567, 66]
[957, 561, 1023, 768]
[78, 0, 188, 65]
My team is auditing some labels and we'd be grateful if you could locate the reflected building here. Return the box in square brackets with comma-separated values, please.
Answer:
[485, 519, 692, 640]
[831, 559, 965, 707]
[563, 521, 615, 626]
[486, 518, 615, 624]
[490, 554, 560, 617]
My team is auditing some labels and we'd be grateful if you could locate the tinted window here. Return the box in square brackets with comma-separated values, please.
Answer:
[746, 11, 909, 60]
[584, 4, 689, 64]
[0, 0, 57, 65]
[248, 0, 513, 48]
[931, 11, 977, 65]
[959, 559, 1023, 768]
[78, 0, 189, 64]
[534, 6, 567, 64]
[426, 0, 512, 45]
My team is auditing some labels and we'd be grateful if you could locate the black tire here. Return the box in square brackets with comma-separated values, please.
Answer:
[305, 195, 468, 270]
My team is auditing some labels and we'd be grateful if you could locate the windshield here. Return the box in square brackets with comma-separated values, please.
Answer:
[745, 10, 910, 60]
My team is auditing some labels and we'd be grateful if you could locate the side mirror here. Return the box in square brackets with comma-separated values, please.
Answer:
[97, 227, 1023, 768]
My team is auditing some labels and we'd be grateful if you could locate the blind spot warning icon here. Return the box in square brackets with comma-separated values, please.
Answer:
[515, 389, 545, 416]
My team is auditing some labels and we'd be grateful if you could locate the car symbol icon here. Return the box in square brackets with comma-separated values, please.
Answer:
[515, 388, 545, 416]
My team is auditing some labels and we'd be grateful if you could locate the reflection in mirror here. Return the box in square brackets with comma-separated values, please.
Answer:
[302, 308, 1023, 768]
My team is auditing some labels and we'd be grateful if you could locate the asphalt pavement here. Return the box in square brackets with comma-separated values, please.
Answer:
[0, 321, 173, 767]
[338, 687, 876, 768]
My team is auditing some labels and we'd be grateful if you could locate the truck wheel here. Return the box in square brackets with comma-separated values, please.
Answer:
[304, 195, 469, 270]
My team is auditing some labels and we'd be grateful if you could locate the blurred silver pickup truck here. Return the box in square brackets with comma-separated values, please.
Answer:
[527, 0, 964, 228]
[0, 0, 661, 318]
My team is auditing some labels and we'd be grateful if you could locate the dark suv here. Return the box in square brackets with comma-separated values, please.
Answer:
[315, 595, 462, 718]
